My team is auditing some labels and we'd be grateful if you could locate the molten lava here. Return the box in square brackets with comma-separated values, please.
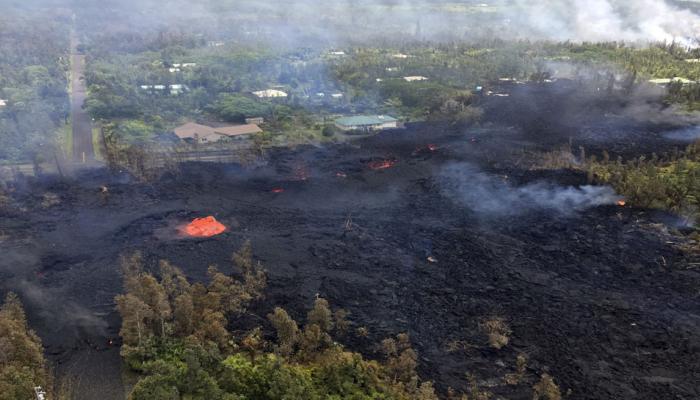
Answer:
[368, 160, 396, 170]
[617, 200, 626, 207]
[271, 188, 285, 193]
[183, 216, 226, 237]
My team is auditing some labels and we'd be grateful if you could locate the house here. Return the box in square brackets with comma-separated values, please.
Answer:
[648, 77, 696, 86]
[403, 76, 428, 82]
[335, 115, 399, 132]
[392, 53, 409, 59]
[329, 51, 346, 56]
[685, 59, 700, 63]
[331, 93, 344, 99]
[0, 99, 7, 107]
[173, 122, 262, 143]
[245, 117, 265, 125]
[170, 63, 197, 72]
[140, 84, 188, 95]
[252, 89, 288, 98]
[385, 67, 399, 72]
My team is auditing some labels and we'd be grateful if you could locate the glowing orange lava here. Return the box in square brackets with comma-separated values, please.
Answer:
[368, 160, 396, 170]
[427, 144, 438, 151]
[617, 200, 626, 207]
[183, 216, 226, 237]
[271, 188, 285, 193]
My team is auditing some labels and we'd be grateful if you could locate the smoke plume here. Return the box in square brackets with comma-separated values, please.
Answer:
[510, 0, 700, 45]
[439, 163, 620, 217]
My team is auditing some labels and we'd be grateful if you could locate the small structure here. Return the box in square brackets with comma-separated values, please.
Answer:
[685, 59, 700, 63]
[0, 99, 7, 107]
[331, 93, 344, 99]
[648, 77, 696, 86]
[403, 76, 428, 82]
[245, 117, 265, 125]
[173, 63, 197, 68]
[173, 122, 262, 143]
[140, 84, 188, 95]
[329, 51, 346, 56]
[208, 41, 225, 47]
[252, 89, 288, 98]
[335, 115, 399, 132]
[392, 53, 409, 59]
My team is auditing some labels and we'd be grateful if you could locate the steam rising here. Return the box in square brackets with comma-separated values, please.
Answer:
[511, 0, 700, 45]
[56, 0, 700, 46]
[440, 163, 619, 216]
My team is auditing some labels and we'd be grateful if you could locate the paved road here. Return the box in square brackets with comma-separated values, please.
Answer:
[70, 30, 95, 163]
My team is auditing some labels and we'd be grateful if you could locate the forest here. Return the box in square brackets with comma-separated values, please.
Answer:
[0, 11, 71, 164]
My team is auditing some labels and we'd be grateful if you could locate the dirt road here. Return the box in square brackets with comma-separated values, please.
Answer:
[70, 30, 95, 163]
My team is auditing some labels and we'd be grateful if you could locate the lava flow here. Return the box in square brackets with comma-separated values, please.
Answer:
[183, 216, 226, 237]
[617, 200, 627, 207]
[271, 188, 285, 193]
[368, 159, 397, 170]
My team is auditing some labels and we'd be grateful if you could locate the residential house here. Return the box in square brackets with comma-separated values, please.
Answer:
[140, 84, 188, 95]
[173, 122, 262, 144]
[0, 99, 7, 107]
[335, 115, 399, 132]
[252, 89, 288, 98]
[403, 76, 428, 82]
[245, 117, 265, 125]
[648, 77, 696, 86]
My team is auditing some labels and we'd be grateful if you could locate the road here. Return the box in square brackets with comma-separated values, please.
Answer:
[70, 30, 95, 163]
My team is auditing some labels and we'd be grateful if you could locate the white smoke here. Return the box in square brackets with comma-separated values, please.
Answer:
[511, 0, 700, 45]
[440, 163, 620, 217]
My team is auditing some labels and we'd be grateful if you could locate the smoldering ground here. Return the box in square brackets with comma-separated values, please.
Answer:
[2, 120, 699, 399]
[438, 162, 619, 218]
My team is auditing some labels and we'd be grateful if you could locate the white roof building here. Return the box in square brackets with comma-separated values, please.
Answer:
[252, 89, 288, 98]
[403, 76, 428, 82]
[0, 99, 7, 107]
[392, 53, 409, 59]
[648, 77, 696, 85]
[140, 84, 188, 94]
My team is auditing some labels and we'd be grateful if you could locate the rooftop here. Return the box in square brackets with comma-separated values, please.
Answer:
[173, 122, 262, 140]
[336, 115, 398, 127]
[252, 89, 288, 98]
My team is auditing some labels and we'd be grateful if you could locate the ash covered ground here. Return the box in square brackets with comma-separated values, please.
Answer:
[1, 81, 699, 399]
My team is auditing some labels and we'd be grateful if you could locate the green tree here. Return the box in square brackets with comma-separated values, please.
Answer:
[0, 293, 48, 400]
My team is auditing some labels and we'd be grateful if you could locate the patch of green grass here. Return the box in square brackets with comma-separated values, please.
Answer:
[92, 126, 103, 161]
[61, 120, 73, 158]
